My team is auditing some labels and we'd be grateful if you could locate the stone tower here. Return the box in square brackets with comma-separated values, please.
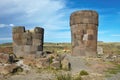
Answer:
[70, 10, 98, 57]
[12, 26, 44, 57]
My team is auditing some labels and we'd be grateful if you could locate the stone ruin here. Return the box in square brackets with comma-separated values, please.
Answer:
[70, 10, 98, 57]
[12, 10, 99, 58]
[12, 26, 44, 57]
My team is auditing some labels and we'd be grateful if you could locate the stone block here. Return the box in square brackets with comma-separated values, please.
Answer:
[23, 45, 31, 53]
[13, 33, 23, 45]
[12, 26, 25, 33]
[70, 10, 98, 26]
[35, 51, 43, 58]
[34, 27, 44, 33]
[88, 35, 93, 40]
[32, 33, 43, 39]
[51, 61, 61, 69]
[33, 39, 43, 46]
[87, 29, 94, 34]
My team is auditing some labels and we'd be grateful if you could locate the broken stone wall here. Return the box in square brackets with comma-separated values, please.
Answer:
[70, 10, 98, 57]
[12, 26, 44, 57]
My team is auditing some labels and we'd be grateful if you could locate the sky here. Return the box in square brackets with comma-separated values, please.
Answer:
[0, 0, 120, 44]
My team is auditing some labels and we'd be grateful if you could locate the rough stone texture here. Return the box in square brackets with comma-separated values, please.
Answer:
[70, 10, 98, 57]
[97, 46, 104, 55]
[61, 58, 70, 70]
[51, 61, 61, 69]
[0, 53, 9, 63]
[0, 64, 17, 75]
[12, 26, 44, 57]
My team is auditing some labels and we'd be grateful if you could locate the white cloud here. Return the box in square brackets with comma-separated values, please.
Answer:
[0, 0, 70, 42]
[0, 24, 14, 28]
[98, 30, 109, 34]
[0, 0, 106, 42]
[0, 38, 12, 41]
[111, 34, 120, 37]
[0, 0, 67, 29]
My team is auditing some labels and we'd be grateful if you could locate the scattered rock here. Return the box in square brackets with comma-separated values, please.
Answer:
[0, 64, 17, 75]
[16, 60, 30, 71]
[61, 58, 71, 70]
[38, 58, 50, 68]
[51, 61, 61, 69]
[35, 59, 43, 68]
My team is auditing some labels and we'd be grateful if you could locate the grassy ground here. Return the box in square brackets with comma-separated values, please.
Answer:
[98, 42, 120, 55]
[43, 42, 71, 53]
[1, 42, 120, 55]
[1, 42, 120, 80]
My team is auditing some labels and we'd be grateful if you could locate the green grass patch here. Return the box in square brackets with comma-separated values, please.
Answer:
[106, 64, 120, 74]
[55, 73, 72, 80]
[80, 70, 89, 76]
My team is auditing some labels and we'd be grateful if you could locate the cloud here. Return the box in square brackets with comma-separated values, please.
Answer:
[0, 0, 70, 42]
[0, 24, 14, 28]
[111, 34, 120, 37]
[98, 30, 109, 34]
[0, 0, 68, 30]
[0, 0, 113, 42]
[0, 38, 12, 41]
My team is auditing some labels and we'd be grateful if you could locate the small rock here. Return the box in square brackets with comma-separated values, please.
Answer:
[61, 58, 71, 71]
[35, 60, 43, 68]
[51, 61, 61, 69]
[38, 58, 50, 68]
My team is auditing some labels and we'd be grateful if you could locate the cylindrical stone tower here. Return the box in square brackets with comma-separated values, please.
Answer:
[70, 10, 98, 57]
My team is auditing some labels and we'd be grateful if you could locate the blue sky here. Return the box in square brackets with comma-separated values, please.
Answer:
[0, 0, 120, 43]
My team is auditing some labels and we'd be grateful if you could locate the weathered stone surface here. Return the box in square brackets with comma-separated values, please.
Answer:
[35, 51, 44, 58]
[16, 60, 30, 71]
[70, 10, 98, 26]
[12, 26, 44, 57]
[97, 47, 104, 55]
[61, 58, 71, 70]
[70, 10, 98, 57]
[37, 58, 50, 68]
[0, 64, 17, 75]
[51, 61, 61, 69]
[0, 53, 9, 63]
[35, 60, 43, 68]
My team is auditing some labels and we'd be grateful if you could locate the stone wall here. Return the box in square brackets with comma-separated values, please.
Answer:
[70, 10, 98, 57]
[12, 26, 44, 57]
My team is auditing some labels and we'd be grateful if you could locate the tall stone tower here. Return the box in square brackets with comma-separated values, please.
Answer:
[12, 26, 44, 57]
[70, 10, 98, 57]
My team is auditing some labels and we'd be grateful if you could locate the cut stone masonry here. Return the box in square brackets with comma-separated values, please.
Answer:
[12, 26, 44, 57]
[70, 10, 98, 57]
